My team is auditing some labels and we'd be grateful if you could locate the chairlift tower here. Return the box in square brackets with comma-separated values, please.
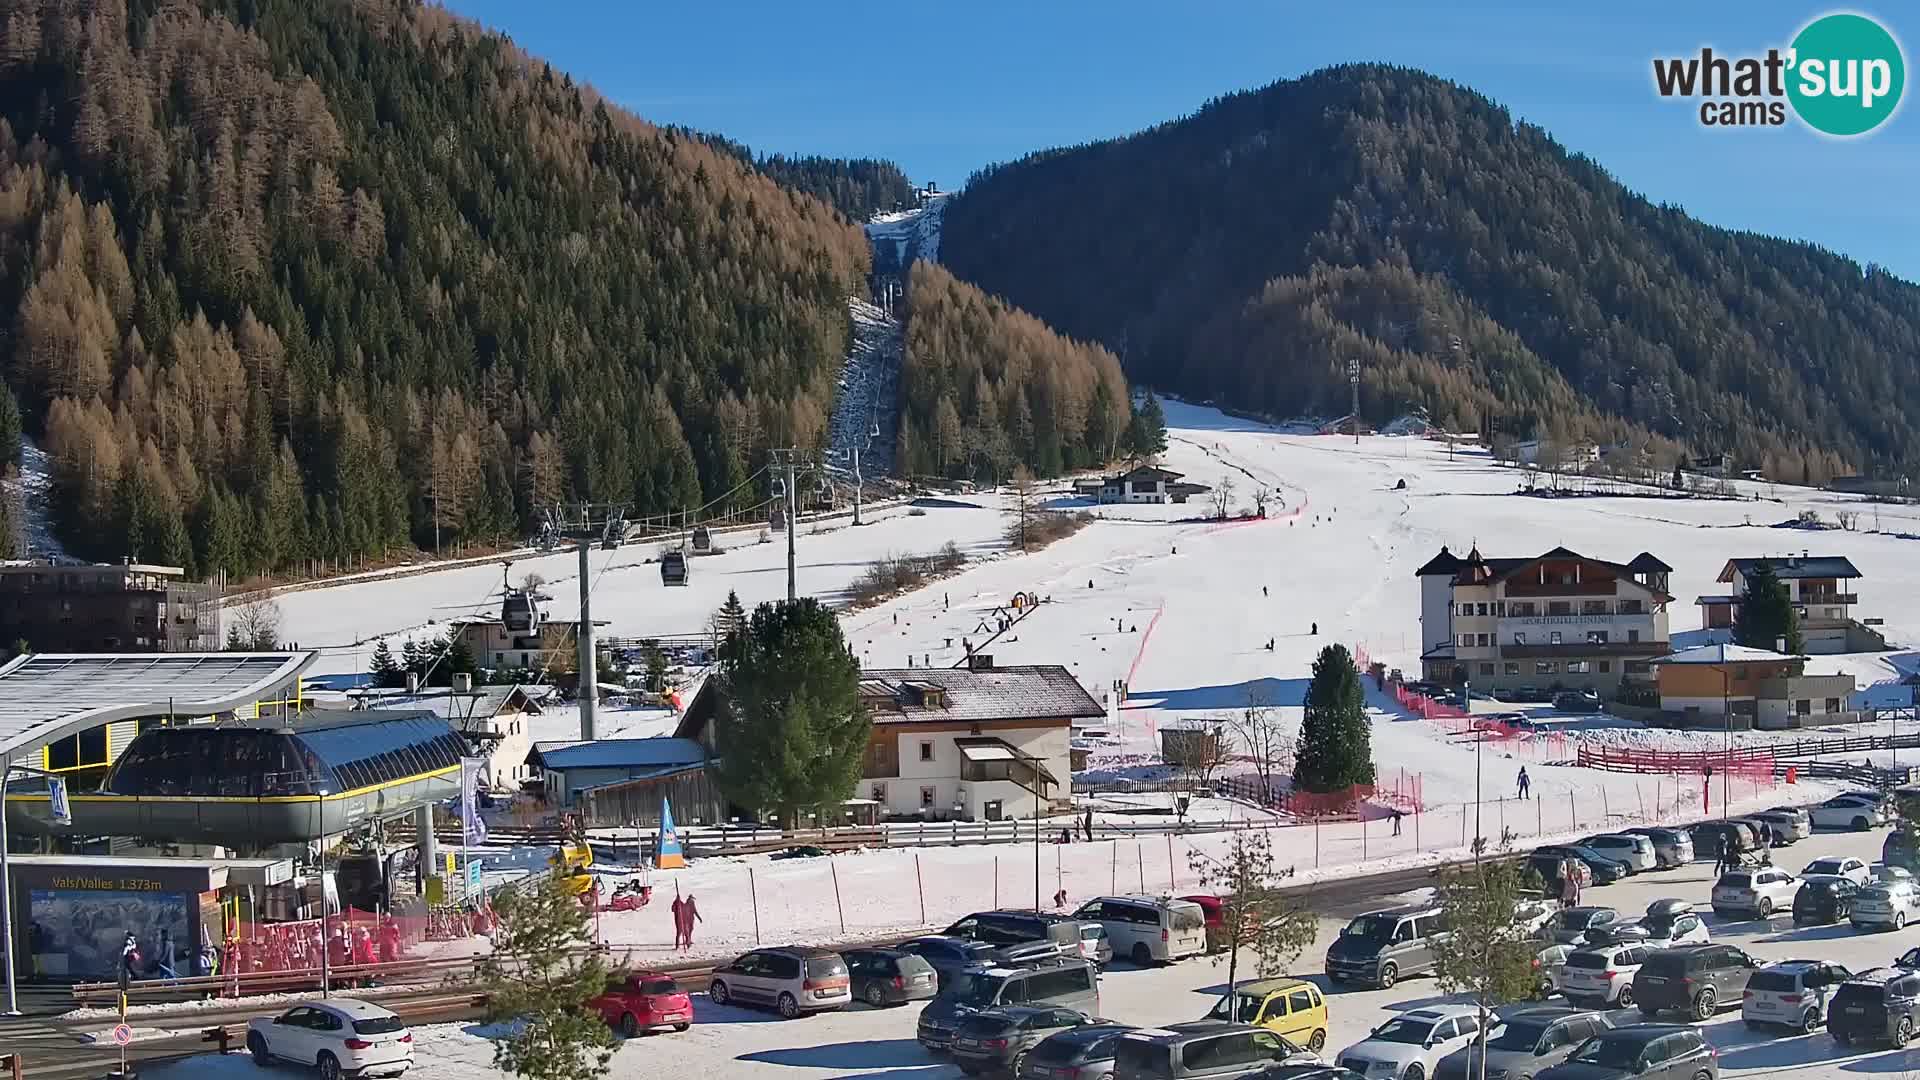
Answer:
[540, 502, 628, 741]
[769, 448, 827, 601]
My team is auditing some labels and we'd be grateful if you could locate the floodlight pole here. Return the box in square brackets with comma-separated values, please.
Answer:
[578, 538, 596, 741]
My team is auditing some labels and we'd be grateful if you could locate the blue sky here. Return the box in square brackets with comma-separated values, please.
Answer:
[446, 2, 1919, 280]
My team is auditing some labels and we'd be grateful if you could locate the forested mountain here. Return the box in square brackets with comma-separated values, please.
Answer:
[943, 64, 1920, 480]
[694, 134, 917, 222]
[0, 0, 871, 579]
[897, 261, 1128, 480]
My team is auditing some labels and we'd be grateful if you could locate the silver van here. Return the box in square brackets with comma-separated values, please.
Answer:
[916, 958, 1101, 1051]
[1074, 895, 1209, 966]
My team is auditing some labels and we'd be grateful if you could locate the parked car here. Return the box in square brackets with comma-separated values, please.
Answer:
[246, 999, 414, 1080]
[1803, 856, 1871, 884]
[1897, 948, 1920, 970]
[1535, 945, 1573, 998]
[1538, 907, 1621, 947]
[1252, 1068, 1367, 1080]
[1534, 1025, 1715, 1080]
[1689, 821, 1758, 860]
[1621, 828, 1694, 869]
[1206, 978, 1330, 1053]
[1432, 1007, 1617, 1080]
[1792, 875, 1860, 925]
[1020, 1022, 1139, 1080]
[1741, 960, 1851, 1034]
[1710, 868, 1799, 918]
[1560, 944, 1651, 1009]
[1113, 1023, 1317, 1080]
[946, 910, 1087, 955]
[1871, 863, 1914, 885]
[1325, 903, 1449, 989]
[1766, 806, 1813, 833]
[1588, 905, 1707, 950]
[1334, 1004, 1483, 1080]
[918, 958, 1103, 1052]
[1081, 923, 1116, 968]
[708, 947, 851, 1019]
[954, 1006, 1104, 1076]
[1744, 811, 1810, 845]
[1514, 897, 1562, 937]
[1886, 830, 1920, 873]
[1633, 944, 1762, 1021]
[589, 971, 693, 1037]
[1553, 690, 1602, 714]
[1830, 968, 1920, 1048]
[1852, 880, 1920, 931]
[1179, 894, 1233, 953]
[1533, 846, 1629, 885]
[842, 947, 939, 1007]
[1528, 855, 1596, 902]
[1580, 836, 1656, 874]
[899, 935, 998, 991]
[1073, 895, 1209, 966]
[1812, 793, 1887, 831]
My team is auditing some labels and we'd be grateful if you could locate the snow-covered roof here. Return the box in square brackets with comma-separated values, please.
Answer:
[528, 737, 706, 772]
[859, 665, 1104, 724]
[1719, 556, 1861, 581]
[1653, 644, 1799, 665]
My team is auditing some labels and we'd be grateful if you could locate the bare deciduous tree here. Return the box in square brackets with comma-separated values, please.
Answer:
[227, 596, 283, 651]
[1226, 686, 1291, 804]
[1188, 831, 1318, 1019]
[1251, 483, 1272, 517]
[1210, 475, 1236, 521]
[1007, 465, 1037, 551]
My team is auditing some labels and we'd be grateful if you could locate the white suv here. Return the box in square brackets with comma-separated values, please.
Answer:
[1803, 856, 1871, 885]
[1335, 1003, 1483, 1080]
[1581, 834, 1656, 873]
[1742, 960, 1852, 1034]
[247, 999, 413, 1080]
[1810, 794, 1886, 831]
[1712, 868, 1799, 918]
[1560, 944, 1650, 1008]
[1852, 880, 1920, 931]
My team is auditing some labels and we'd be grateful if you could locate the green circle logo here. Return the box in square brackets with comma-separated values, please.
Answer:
[1787, 13, 1906, 136]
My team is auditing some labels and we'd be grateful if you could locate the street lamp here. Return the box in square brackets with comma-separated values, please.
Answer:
[1, 757, 60, 1016]
[1468, 675, 1481, 857]
[1720, 667, 1731, 819]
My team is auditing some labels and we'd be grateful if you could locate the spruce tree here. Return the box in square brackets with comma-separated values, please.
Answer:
[1734, 561, 1804, 654]
[401, 638, 424, 680]
[370, 638, 403, 688]
[1126, 390, 1169, 462]
[1293, 644, 1374, 793]
[442, 631, 478, 686]
[713, 597, 869, 825]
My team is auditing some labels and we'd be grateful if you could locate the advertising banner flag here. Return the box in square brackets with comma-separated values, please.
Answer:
[461, 757, 488, 847]
[656, 797, 685, 869]
[49, 776, 72, 825]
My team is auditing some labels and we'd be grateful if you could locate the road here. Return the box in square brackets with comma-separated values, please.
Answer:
[38, 823, 1920, 1080]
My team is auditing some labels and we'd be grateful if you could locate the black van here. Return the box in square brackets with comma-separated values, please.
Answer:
[916, 957, 1101, 1052]
[1830, 968, 1920, 1048]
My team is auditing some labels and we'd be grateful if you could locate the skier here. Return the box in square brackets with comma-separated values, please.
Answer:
[680, 894, 703, 951]
[153, 926, 177, 979]
[670, 894, 687, 950]
[1262, 585, 1268, 597]
[120, 932, 142, 983]
[1052, 888, 1069, 909]
[1391, 808, 1404, 836]
[1310, 622, 1318, 635]
[1516, 766, 1531, 799]
[1083, 807, 1096, 842]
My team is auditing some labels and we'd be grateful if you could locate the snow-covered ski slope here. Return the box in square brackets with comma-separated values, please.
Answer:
[865, 192, 946, 267]
[281, 397, 1918, 715]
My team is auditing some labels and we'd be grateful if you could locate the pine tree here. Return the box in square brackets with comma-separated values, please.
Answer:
[1127, 390, 1169, 461]
[1734, 561, 1804, 655]
[442, 632, 478, 686]
[713, 598, 869, 825]
[370, 638, 403, 688]
[1293, 644, 1374, 793]
[401, 637, 424, 680]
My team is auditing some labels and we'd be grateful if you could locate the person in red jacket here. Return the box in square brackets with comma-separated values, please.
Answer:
[679, 894, 702, 951]
[378, 918, 402, 964]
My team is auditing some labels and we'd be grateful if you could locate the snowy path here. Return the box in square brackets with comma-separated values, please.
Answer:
[828, 297, 901, 476]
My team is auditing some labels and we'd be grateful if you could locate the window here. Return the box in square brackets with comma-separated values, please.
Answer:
[1510, 602, 1537, 617]
[871, 783, 887, 802]
[1619, 599, 1644, 614]
[1536, 661, 1557, 675]
[1479, 663, 1494, 676]
[1825, 698, 1842, 713]
[1586, 630, 1609, 644]
[1598, 661, 1611, 673]
[1476, 634, 1489, 647]
[1504, 662, 1521, 676]
[1625, 661, 1652, 675]
[1286, 989, 1314, 1013]
[920, 786, 937, 807]
[1548, 601, 1572, 616]
[1796, 699, 1811, 716]
[1460, 603, 1474, 616]
[1476, 603, 1489, 616]
[1459, 634, 1473, 648]
[1566, 661, 1591, 674]
[1549, 630, 1563, 645]
[919, 741, 935, 762]
[1627, 629, 1640, 643]
[1582, 600, 1609, 615]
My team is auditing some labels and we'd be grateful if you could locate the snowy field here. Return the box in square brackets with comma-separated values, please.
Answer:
[137, 826, 1920, 1080]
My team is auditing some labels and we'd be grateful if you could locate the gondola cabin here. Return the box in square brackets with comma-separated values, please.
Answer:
[660, 549, 689, 586]
[502, 589, 542, 635]
[691, 525, 711, 553]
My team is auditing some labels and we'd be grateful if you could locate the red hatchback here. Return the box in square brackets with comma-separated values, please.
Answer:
[591, 972, 693, 1037]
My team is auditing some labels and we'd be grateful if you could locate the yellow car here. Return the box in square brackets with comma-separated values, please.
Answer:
[1204, 977, 1329, 1053]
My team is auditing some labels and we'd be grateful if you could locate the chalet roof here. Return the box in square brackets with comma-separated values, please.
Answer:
[1653, 644, 1800, 665]
[1719, 557, 1862, 582]
[527, 737, 706, 772]
[1110, 465, 1184, 483]
[1453, 547, 1674, 597]
[857, 665, 1104, 724]
[1414, 546, 1463, 577]
[1626, 552, 1674, 573]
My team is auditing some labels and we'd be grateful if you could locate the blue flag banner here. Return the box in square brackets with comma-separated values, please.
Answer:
[657, 797, 685, 869]
[460, 757, 488, 847]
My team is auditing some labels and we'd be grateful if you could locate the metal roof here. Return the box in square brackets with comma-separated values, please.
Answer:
[528, 737, 707, 772]
[858, 665, 1103, 723]
[0, 652, 316, 761]
[1720, 556, 1862, 581]
[1653, 644, 1799, 664]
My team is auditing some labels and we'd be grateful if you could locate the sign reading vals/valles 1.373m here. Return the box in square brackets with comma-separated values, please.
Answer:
[1653, 11, 1906, 135]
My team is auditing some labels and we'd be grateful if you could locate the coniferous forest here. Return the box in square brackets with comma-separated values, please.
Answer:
[943, 64, 1920, 480]
[897, 261, 1130, 482]
[0, 0, 871, 576]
